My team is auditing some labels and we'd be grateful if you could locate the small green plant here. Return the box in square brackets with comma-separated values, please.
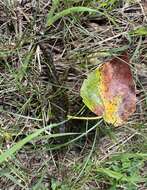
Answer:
[96, 155, 147, 190]
[51, 178, 69, 190]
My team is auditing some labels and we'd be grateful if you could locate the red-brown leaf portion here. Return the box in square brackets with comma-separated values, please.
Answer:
[93, 104, 104, 116]
[99, 52, 136, 125]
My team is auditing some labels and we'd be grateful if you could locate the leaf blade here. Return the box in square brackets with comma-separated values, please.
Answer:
[80, 53, 136, 126]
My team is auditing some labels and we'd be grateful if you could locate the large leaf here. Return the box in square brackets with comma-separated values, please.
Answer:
[80, 53, 136, 126]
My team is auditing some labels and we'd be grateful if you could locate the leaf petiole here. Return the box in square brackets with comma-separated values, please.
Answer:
[67, 115, 102, 120]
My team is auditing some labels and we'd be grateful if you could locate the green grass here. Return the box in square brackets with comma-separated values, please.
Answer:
[0, 0, 147, 189]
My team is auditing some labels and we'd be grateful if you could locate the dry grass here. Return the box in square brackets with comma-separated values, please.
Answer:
[0, 0, 147, 189]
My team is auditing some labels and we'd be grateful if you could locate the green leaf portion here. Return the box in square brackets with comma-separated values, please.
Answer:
[80, 68, 102, 112]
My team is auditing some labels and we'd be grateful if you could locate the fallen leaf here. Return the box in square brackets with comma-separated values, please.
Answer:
[80, 52, 136, 126]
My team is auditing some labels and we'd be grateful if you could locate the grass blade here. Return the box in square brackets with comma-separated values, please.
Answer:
[97, 167, 146, 183]
[47, 6, 101, 26]
[0, 121, 66, 164]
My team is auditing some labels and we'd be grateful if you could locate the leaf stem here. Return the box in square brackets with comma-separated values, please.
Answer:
[67, 115, 102, 120]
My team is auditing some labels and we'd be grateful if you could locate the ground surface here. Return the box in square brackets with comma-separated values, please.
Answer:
[0, 0, 147, 190]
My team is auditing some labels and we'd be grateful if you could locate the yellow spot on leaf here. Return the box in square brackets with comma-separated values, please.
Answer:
[99, 73, 123, 126]
[103, 97, 122, 126]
